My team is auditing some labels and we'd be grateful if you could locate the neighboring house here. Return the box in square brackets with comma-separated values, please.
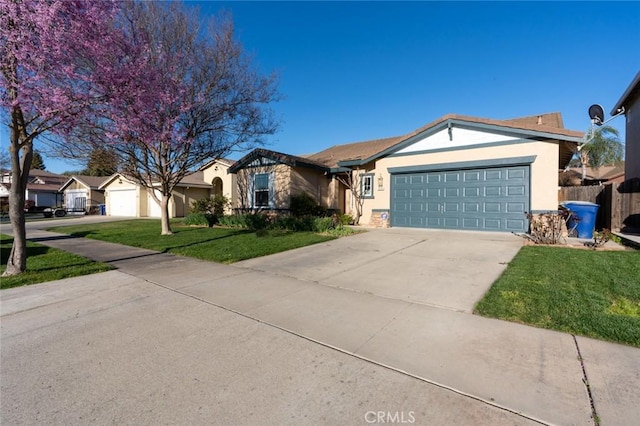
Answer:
[199, 158, 236, 213]
[100, 160, 234, 218]
[230, 112, 583, 232]
[0, 169, 66, 208]
[559, 162, 625, 186]
[612, 70, 640, 181]
[58, 175, 108, 214]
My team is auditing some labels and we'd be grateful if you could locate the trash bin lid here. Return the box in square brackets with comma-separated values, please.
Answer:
[561, 201, 599, 207]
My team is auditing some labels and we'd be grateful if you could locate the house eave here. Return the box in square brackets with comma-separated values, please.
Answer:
[336, 118, 583, 168]
[612, 71, 640, 115]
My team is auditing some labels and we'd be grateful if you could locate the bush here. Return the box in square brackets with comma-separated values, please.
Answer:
[290, 193, 323, 217]
[218, 214, 249, 228]
[312, 217, 334, 233]
[338, 214, 353, 226]
[244, 213, 270, 231]
[184, 212, 216, 227]
[211, 194, 229, 217]
[272, 216, 314, 232]
[190, 197, 214, 214]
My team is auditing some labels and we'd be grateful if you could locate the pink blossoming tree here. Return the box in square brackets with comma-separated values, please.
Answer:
[57, 1, 279, 235]
[0, 0, 144, 276]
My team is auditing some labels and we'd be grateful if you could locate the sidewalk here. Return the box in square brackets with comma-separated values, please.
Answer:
[8, 228, 640, 425]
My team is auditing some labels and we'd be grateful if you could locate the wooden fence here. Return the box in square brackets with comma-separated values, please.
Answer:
[558, 179, 640, 232]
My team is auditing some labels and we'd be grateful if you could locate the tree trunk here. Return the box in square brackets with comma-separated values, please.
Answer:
[160, 193, 173, 235]
[4, 188, 27, 276]
[2, 111, 33, 276]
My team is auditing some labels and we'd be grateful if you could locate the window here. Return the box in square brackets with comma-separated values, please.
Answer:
[253, 173, 270, 207]
[361, 173, 374, 198]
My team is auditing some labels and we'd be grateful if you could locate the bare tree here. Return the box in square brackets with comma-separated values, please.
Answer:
[57, 2, 279, 235]
[335, 168, 370, 225]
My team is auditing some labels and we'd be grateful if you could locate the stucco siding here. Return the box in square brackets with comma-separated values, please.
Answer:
[183, 187, 211, 215]
[202, 162, 236, 206]
[290, 167, 329, 207]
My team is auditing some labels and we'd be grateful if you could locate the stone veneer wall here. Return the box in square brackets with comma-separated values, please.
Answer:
[369, 210, 390, 228]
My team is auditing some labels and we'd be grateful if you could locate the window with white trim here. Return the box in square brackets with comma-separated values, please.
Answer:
[361, 173, 374, 198]
[253, 173, 270, 207]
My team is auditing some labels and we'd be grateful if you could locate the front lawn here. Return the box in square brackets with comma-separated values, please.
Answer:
[1, 234, 112, 290]
[475, 246, 640, 347]
[48, 219, 337, 264]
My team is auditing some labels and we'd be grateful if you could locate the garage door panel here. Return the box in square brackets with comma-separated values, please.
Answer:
[463, 218, 480, 228]
[484, 218, 502, 230]
[464, 171, 480, 181]
[395, 176, 409, 185]
[485, 170, 502, 180]
[485, 186, 501, 197]
[444, 172, 460, 182]
[464, 187, 480, 197]
[506, 202, 526, 213]
[484, 202, 501, 213]
[464, 202, 479, 213]
[506, 219, 526, 230]
[507, 185, 525, 196]
[426, 202, 440, 212]
[410, 203, 424, 212]
[390, 164, 529, 232]
[109, 190, 136, 217]
[508, 169, 526, 179]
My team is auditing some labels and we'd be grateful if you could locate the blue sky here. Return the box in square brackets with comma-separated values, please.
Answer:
[4, 1, 639, 173]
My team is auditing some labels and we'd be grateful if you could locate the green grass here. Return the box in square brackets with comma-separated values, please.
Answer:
[48, 219, 337, 264]
[475, 246, 640, 347]
[1, 234, 112, 290]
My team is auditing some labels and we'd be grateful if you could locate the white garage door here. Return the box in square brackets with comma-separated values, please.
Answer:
[148, 190, 162, 218]
[109, 189, 137, 217]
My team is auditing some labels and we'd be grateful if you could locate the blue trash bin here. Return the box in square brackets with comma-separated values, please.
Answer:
[99, 204, 106, 215]
[563, 201, 599, 239]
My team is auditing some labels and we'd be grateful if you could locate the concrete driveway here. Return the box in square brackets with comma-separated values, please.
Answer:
[4, 223, 638, 425]
[235, 227, 523, 313]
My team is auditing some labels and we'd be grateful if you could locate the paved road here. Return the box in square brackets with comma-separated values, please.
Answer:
[1, 218, 639, 425]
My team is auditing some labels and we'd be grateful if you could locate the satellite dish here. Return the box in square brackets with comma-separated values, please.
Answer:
[588, 104, 605, 126]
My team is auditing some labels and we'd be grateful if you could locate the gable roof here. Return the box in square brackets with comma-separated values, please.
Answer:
[612, 71, 640, 115]
[176, 171, 211, 188]
[307, 112, 583, 169]
[198, 157, 236, 172]
[229, 148, 329, 173]
[60, 175, 109, 191]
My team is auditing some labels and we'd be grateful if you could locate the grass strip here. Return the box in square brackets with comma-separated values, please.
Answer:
[1, 234, 112, 290]
[475, 246, 640, 347]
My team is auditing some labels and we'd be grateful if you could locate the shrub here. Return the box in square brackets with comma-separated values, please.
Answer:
[244, 213, 270, 231]
[289, 192, 320, 217]
[184, 212, 215, 227]
[339, 214, 353, 226]
[312, 217, 334, 233]
[190, 197, 214, 214]
[272, 216, 314, 232]
[218, 214, 248, 228]
[211, 194, 229, 217]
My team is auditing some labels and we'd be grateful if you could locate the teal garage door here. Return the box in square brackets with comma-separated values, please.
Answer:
[391, 165, 529, 232]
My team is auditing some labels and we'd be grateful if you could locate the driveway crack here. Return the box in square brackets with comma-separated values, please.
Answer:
[573, 335, 600, 425]
[352, 302, 413, 354]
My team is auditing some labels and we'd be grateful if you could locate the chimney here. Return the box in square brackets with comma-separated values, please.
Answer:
[537, 115, 543, 125]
